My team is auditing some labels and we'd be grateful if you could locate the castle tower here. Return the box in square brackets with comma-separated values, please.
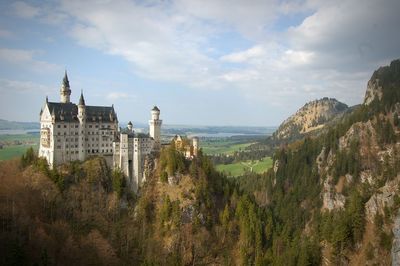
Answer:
[78, 91, 86, 161]
[149, 106, 162, 150]
[127, 121, 133, 132]
[192, 136, 199, 156]
[60, 71, 71, 103]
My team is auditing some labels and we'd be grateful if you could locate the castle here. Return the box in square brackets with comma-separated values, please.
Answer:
[38, 72, 163, 192]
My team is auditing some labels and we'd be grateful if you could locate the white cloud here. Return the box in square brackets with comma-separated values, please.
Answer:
[6, 0, 400, 124]
[220, 46, 265, 63]
[220, 69, 261, 82]
[0, 78, 51, 94]
[282, 49, 314, 65]
[0, 29, 12, 38]
[12, 1, 40, 18]
[106, 92, 136, 101]
[0, 48, 60, 73]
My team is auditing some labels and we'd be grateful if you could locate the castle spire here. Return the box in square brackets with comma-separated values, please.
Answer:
[60, 70, 71, 103]
[79, 90, 85, 106]
[63, 70, 70, 88]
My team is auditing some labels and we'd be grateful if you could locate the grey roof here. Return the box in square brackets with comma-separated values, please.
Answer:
[136, 132, 150, 138]
[47, 102, 78, 122]
[78, 91, 85, 105]
[46, 102, 117, 122]
[152, 106, 160, 112]
[62, 71, 70, 89]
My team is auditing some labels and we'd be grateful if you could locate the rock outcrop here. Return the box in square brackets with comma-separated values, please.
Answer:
[392, 210, 400, 266]
[364, 78, 383, 105]
[364, 59, 400, 105]
[273, 97, 348, 141]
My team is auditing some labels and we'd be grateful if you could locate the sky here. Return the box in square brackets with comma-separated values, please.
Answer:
[0, 0, 399, 126]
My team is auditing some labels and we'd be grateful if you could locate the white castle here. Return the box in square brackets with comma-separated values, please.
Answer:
[38, 72, 162, 192]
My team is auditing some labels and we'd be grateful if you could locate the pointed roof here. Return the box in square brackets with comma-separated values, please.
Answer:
[127, 121, 133, 126]
[62, 70, 70, 89]
[152, 106, 160, 112]
[79, 90, 85, 105]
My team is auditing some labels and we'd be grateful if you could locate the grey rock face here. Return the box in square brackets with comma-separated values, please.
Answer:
[392, 210, 400, 266]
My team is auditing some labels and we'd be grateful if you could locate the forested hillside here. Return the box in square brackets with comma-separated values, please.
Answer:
[1, 59, 400, 265]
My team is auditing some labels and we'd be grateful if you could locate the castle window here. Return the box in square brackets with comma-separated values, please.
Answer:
[57, 132, 60, 135]
[66, 145, 68, 148]
[66, 151, 68, 154]
[95, 125, 98, 128]
[89, 125, 92, 128]
[57, 125, 60, 128]
[75, 125, 78, 128]
[64, 125, 67, 128]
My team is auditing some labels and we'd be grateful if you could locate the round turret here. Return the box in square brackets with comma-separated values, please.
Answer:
[192, 136, 199, 156]
[127, 121, 133, 132]
[151, 106, 160, 120]
[60, 71, 71, 103]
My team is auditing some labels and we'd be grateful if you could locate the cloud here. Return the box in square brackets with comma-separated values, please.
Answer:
[5, 0, 400, 124]
[0, 48, 60, 73]
[220, 46, 265, 63]
[282, 49, 314, 65]
[12, 1, 40, 19]
[106, 92, 136, 101]
[0, 29, 12, 38]
[0, 78, 51, 94]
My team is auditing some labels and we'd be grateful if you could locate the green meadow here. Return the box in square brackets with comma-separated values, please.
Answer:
[216, 157, 273, 177]
[201, 139, 254, 155]
[0, 134, 39, 161]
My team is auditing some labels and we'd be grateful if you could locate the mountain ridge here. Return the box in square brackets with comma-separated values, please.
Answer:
[272, 97, 349, 141]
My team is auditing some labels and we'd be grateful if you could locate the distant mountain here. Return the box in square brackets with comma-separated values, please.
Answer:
[272, 97, 349, 141]
[0, 119, 39, 130]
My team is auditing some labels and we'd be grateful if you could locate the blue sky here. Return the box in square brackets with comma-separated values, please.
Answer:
[0, 0, 399, 126]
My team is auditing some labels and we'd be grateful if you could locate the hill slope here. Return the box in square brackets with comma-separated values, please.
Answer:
[273, 97, 349, 141]
[0, 119, 39, 130]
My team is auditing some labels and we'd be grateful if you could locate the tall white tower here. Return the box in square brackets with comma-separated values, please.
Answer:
[192, 136, 199, 156]
[60, 71, 71, 103]
[149, 106, 162, 150]
[77, 91, 86, 161]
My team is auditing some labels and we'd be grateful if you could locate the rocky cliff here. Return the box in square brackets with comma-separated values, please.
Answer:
[364, 59, 400, 105]
[273, 97, 348, 141]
